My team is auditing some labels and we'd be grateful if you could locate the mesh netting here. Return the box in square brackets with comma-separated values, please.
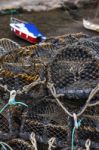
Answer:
[0, 114, 9, 133]
[46, 33, 89, 46]
[74, 107, 99, 150]
[77, 38, 99, 59]
[0, 38, 20, 56]
[48, 44, 99, 101]
[0, 139, 33, 150]
[0, 33, 99, 150]
[19, 97, 68, 148]
[7, 139, 33, 150]
[89, 36, 99, 43]
[27, 97, 67, 125]
[0, 42, 59, 67]
[0, 53, 45, 98]
[0, 46, 6, 57]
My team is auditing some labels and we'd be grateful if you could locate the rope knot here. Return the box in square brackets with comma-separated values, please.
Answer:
[48, 137, 56, 150]
[9, 90, 28, 107]
[85, 139, 91, 150]
[71, 113, 82, 150]
[73, 113, 81, 129]
[47, 82, 64, 98]
[30, 132, 37, 150]
[0, 90, 28, 114]
[9, 90, 16, 105]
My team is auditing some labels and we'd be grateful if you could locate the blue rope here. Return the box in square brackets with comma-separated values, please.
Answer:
[9, 98, 28, 107]
[0, 98, 28, 114]
[71, 119, 82, 150]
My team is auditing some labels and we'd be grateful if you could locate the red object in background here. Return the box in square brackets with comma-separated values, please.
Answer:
[10, 17, 46, 43]
[14, 28, 38, 43]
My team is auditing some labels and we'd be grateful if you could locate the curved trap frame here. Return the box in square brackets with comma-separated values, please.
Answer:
[0, 33, 99, 150]
[47, 44, 99, 101]
[0, 38, 20, 56]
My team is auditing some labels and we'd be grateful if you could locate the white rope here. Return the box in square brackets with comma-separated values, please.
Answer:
[85, 139, 91, 150]
[17, 78, 46, 94]
[30, 132, 38, 150]
[47, 82, 99, 117]
[0, 84, 10, 93]
[88, 100, 99, 107]
[47, 82, 64, 98]
[0, 142, 13, 150]
[48, 137, 56, 150]
[88, 84, 99, 107]
[0, 77, 46, 95]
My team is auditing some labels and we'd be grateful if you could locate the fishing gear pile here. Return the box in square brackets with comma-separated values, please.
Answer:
[0, 33, 99, 150]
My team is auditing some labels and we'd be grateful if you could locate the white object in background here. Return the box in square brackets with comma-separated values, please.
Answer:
[83, 19, 99, 32]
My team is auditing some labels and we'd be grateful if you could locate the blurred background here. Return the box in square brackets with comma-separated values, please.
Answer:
[0, 0, 99, 45]
[0, 0, 99, 12]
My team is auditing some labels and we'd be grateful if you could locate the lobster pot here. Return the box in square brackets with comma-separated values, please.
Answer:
[0, 38, 20, 56]
[0, 139, 33, 150]
[75, 105, 99, 150]
[7, 139, 33, 150]
[0, 88, 27, 141]
[20, 97, 69, 149]
[20, 120, 68, 148]
[0, 33, 99, 150]
[0, 49, 46, 99]
[20, 95, 99, 149]
[25, 96, 67, 124]
[46, 40, 99, 149]
[0, 41, 60, 100]
[0, 139, 90, 150]
[48, 44, 99, 104]
[0, 41, 58, 65]
[0, 96, 98, 149]
[77, 38, 99, 58]
[46, 33, 89, 46]
[0, 96, 68, 149]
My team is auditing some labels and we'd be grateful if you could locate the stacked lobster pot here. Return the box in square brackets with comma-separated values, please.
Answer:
[0, 33, 99, 150]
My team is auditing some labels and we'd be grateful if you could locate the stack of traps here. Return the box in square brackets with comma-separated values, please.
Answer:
[0, 33, 99, 150]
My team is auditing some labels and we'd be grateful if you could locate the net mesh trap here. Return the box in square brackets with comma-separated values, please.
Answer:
[0, 38, 20, 56]
[0, 33, 99, 150]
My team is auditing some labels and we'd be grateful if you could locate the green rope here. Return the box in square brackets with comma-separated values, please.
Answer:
[0, 103, 9, 113]
[71, 117, 82, 150]
[0, 91, 28, 114]
[0, 143, 7, 150]
[71, 127, 75, 150]
[0, 142, 13, 150]
[8, 97, 28, 107]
